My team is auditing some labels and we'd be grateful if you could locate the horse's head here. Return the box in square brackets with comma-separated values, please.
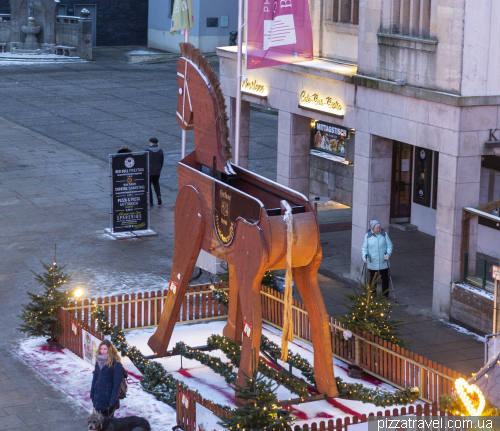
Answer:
[175, 43, 235, 175]
[176, 56, 194, 131]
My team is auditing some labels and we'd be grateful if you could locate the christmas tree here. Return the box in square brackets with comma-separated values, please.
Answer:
[337, 276, 408, 348]
[18, 247, 72, 343]
[219, 371, 293, 431]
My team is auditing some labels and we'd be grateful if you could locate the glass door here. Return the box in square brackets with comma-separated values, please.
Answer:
[391, 141, 413, 219]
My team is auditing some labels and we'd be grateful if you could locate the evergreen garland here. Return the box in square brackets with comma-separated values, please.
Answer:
[175, 342, 237, 384]
[218, 371, 293, 431]
[208, 335, 309, 397]
[92, 306, 179, 406]
[209, 334, 420, 407]
[211, 286, 229, 309]
[260, 335, 316, 385]
[211, 288, 420, 406]
[18, 258, 72, 341]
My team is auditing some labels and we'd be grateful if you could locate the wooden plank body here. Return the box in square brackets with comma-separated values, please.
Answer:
[151, 44, 338, 399]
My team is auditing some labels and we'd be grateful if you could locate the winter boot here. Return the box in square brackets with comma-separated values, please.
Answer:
[158, 196, 162, 206]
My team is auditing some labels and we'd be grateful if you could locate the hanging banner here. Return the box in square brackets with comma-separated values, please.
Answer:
[110, 152, 150, 233]
[82, 329, 101, 366]
[170, 0, 194, 35]
[247, 0, 313, 69]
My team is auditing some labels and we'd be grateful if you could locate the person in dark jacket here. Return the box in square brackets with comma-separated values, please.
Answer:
[90, 339, 124, 418]
[361, 220, 393, 298]
[147, 137, 164, 206]
[117, 145, 132, 154]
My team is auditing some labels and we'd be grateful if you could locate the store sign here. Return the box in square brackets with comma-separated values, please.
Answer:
[311, 120, 351, 157]
[299, 91, 344, 118]
[413, 147, 432, 207]
[241, 79, 267, 97]
[110, 152, 150, 233]
[493, 265, 500, 281]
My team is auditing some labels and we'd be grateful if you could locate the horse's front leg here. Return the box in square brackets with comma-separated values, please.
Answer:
[222, 263, 243, 345]
[232, 223, 268, 393]
[293, 246, 339, 397]
[148, 185, 204, 356]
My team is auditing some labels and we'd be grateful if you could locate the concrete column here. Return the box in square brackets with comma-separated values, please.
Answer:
[350, 133, 393, 279]
[78, 15, 92, 60]
[433, 153, 481, 317]
[276, 112, 311, 196]
[226, 96, 250, 169]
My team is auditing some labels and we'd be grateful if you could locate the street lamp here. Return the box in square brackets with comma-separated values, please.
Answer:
[73, 288, 84, 299]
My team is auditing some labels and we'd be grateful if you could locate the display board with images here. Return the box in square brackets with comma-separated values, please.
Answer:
[110, 152, 150, 233]
[311, 120, 351, 157]
[413, 147, 433, 207]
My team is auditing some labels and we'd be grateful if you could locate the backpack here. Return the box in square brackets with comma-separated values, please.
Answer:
[118, 369, 128, 399]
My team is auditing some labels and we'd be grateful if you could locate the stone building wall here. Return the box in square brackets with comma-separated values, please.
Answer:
[62, 0, 148, 46]
[309, 152, 353, 207]
[1, 0, 147, 46]
[0, 20, 10, 43]
[450, 283, 494, 335]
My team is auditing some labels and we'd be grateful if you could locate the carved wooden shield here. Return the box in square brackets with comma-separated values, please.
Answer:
[213, 182, 261, 246]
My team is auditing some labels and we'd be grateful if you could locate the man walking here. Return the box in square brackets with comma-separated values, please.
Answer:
[147, 137, 164, 206]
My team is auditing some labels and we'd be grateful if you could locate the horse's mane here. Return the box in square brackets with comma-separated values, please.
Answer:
[180, 43, 232, 163]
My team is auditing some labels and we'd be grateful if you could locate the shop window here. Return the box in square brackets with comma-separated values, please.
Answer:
[311, 120, 353, 160]
[332, 0, 359, 25]
[390, 0, 431, 38]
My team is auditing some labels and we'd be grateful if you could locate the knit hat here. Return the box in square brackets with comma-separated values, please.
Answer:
[370, 220, 381, 230]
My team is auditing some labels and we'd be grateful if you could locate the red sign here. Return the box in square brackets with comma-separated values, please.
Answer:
[169, 280, 179, 294]
[243, 321, 252, 338]
[247, 0, 313, 69]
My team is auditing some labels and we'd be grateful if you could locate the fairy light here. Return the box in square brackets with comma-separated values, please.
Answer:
[455, 378, 485, 416]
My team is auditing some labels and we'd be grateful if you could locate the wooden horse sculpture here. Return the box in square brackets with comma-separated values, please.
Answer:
[148, 43, 338, 398]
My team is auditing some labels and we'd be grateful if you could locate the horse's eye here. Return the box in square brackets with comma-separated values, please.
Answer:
[179, 87, 183, 95]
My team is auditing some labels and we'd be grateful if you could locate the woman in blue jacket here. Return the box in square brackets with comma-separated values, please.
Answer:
[361, 220, 393, 298]
[90, 340, 123, 417]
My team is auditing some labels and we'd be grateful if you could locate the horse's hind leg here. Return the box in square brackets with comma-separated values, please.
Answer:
[148, 185, 204, 356]
[232, 223, 268, 390]
[222, 264, 243, 345]
[293, 246, 339, 397]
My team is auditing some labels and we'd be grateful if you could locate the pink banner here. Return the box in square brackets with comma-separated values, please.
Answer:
[247, 0, 313, 69]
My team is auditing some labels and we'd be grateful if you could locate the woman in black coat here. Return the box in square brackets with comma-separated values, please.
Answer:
[90, 340, 124, 417]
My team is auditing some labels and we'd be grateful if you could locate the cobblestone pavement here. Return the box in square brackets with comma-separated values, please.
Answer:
[0, 47, 483, 430]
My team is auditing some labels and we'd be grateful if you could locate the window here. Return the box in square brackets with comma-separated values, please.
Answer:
[390, 0, 431, 38]
[331, 0, 359, 25]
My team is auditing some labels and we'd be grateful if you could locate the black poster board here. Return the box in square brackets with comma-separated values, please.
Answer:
[413, 147, 432, 207]
[310, 120, 352, 158]
[110, 152, 149, 233]
[432, 152, 439, 209]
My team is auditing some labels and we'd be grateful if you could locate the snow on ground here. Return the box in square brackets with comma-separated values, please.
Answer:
[71, 267, 170, 298]
[439, 319, 485, 343]
[127, 50, 160, 55]
[18, 321, 422, 429]
[17, 338, 176, 430]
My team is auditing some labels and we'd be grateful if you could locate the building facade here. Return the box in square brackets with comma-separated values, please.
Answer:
[148, 0, 238, 54]
[0, 0, 147, 46]
[218, 0, 500, 319]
